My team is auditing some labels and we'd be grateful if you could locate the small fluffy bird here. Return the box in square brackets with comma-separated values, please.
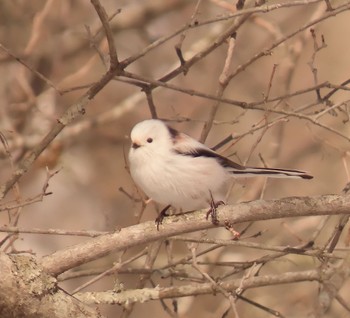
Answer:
[128, 119, 313, 225]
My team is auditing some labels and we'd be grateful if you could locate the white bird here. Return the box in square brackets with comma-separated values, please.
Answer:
[128, 119, 313, 226]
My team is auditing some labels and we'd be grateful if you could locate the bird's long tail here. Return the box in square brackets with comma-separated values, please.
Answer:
[229, 166, 313, 179]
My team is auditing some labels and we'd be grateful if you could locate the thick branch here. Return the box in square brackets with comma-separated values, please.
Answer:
[42, 194, 350, 276]
[0, 252, 104, 318]
[76, 269, 331, 305]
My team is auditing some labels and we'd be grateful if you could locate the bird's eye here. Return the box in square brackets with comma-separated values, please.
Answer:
[147, 137, 153, 143]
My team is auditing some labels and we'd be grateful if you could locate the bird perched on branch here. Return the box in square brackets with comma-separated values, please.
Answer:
[128, 119, 313, 228]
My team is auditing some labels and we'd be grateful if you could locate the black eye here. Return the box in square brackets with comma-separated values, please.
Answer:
[147, 137, 153, 143]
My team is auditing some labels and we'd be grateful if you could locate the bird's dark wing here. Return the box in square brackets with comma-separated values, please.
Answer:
[168, 125, 313, 179]
[168, 127, 245, 170]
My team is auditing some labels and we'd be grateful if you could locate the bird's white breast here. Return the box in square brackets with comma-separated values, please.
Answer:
[129, 147, 230, 211]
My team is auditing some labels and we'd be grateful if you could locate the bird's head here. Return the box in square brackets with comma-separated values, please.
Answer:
[129, 120, 175, 160]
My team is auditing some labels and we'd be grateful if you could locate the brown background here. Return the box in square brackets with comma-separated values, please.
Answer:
[0, 1, 350, 317]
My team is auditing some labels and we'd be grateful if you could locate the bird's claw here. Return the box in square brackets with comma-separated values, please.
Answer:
[206, 200, 224, 225]
[155, 204, 171, 231]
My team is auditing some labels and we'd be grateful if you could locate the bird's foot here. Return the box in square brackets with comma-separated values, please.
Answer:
[155, 204, 171, 230]
[206, 200, 225, 225]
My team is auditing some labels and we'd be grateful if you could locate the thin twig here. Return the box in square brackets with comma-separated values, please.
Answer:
[200, 34, 237, 143]
[144, 88, 158, 119]
[227, 3, 350, 82]
[175, 0, 202, 73]
[264, 64, 278, 102]
[171, 236, 338, 258]
[0, 226, 109, 237]
[90, 0, 119, 68]
[0, 43, 59, 94]
[72, 249, 147, 294]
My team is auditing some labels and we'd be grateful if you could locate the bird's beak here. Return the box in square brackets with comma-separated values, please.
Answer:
[131, 142, 141, 149]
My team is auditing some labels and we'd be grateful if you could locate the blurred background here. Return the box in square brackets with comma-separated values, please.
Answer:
[0, 0, 350, 317]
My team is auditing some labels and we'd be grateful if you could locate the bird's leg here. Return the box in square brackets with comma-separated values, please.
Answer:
[155, 204, 171, 230]
[206, 191, 224, 225]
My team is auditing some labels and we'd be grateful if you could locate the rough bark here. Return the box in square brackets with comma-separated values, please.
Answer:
[0, 252, 104, 318]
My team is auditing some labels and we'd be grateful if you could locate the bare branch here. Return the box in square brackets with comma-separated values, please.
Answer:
[0, 43, 59, 93]
[76, 269, 331, 305]
[90, 0, 119, 68]
[42, 194, 350, 276]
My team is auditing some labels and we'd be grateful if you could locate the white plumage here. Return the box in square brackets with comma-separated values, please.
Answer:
[128, 119, 312, 213]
